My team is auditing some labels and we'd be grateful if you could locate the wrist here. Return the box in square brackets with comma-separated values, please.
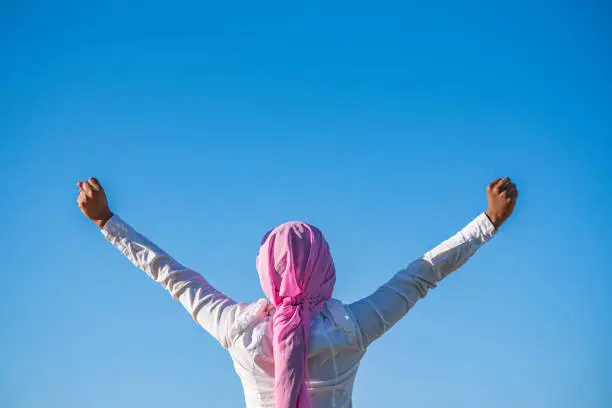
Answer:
[485, 210, 503, 230]
[93, 210, 113, 229]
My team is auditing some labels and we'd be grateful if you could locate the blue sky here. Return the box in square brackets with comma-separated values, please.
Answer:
[1, 1, 610, 407]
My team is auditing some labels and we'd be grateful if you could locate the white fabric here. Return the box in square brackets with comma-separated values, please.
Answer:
[102, 213, 496, 408]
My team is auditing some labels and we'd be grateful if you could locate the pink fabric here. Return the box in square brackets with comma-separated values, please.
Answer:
[256, 222, 336, 408]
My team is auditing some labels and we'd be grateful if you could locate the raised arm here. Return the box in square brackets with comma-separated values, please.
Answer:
[349, 177, 518, 347]
[77, 178, 241, 348]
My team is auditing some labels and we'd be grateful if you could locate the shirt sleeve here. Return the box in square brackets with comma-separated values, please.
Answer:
[348, 212, 497, 348]
[101, 215, 240, 348]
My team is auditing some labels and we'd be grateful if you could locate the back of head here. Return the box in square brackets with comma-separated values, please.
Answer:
[256, 221, 336, 408]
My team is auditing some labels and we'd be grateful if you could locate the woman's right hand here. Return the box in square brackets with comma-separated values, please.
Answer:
[485, 177, 518, 229]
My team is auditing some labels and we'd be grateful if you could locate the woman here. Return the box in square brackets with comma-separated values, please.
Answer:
[77, 177, 517, 408]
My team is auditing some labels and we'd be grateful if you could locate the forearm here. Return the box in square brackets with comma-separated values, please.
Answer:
[100, 215, 238, 346]
[423, 212, 497, 280]
[350, 212, 497, 347]
[101, 215, 203, 299]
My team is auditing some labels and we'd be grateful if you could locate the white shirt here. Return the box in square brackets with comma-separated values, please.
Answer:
[102, 213, 496, 408]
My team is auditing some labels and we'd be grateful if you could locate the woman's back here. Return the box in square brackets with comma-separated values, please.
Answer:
[229, 299, 364, 408]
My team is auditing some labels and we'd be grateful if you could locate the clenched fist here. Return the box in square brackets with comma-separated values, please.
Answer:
[77, 177, 113, 229]
[485, 177, 518, 229]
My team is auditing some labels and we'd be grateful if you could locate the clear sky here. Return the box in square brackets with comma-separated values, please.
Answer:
[1, 1, 610, 407]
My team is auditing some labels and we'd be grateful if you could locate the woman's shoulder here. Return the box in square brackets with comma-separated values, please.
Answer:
[325, 298, 360, 331]
[308, 299, 364, 351]
[226, 299, 269, 343]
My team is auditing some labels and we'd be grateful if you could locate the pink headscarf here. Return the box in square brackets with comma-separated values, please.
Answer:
[256, 221, 336, 408]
